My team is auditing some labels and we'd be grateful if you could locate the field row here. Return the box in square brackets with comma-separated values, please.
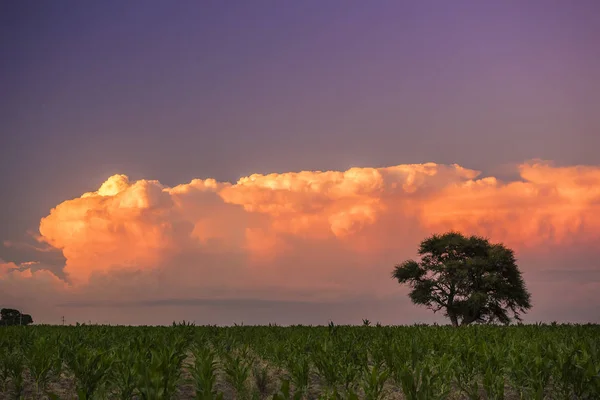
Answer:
[0, 323, 599, 399]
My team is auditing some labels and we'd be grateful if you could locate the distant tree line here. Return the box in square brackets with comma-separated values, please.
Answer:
[0, 308, 33, 326]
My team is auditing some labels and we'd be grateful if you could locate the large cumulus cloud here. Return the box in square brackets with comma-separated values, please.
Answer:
[2, 160, 600, 325]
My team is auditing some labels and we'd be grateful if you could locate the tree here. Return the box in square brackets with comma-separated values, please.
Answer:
[392, 231, 531, 327]
[0, 308, 33, 326]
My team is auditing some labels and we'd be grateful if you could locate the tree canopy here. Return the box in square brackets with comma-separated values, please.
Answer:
[0, 308, 33, 326]
[392, 231, 532, 326]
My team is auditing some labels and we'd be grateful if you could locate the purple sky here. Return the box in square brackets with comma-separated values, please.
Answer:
[1, 1, 599, 325]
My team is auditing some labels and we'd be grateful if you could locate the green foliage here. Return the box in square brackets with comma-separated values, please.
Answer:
[110, 341, 139, 399]
[25, 335, 56, 396]
[569, 339, 600, 399]
[479, 341, 505, 400]
[453, 343, 482, 399]
[0, 308, 33, 326]
[0, 323, 599, 399]
[252, 363, 270, 398]
[272, 378, 303, 400]
[135, 334, 188, 400]
[63, 345, 113, 399]
[507, 341, 553, 399]
[223, 346, 253, 400]
[286, 355, 310, 396]
[312, 339, 341, 390]
[392, 231, 532, 326]
[392, 340, 453, 400]
[187, 344, 223, 400]
[5, 349, 26, 399]
[360, 363, 389, 400]
[0, 344, 11, 393]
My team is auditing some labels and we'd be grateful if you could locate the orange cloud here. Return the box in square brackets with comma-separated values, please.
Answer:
[39, 176, 195, 284]
[419, 162, 600, 248]
[0, 260, 68, 306]
[29, 160, 600, 290]
[3, 160, 600, 324]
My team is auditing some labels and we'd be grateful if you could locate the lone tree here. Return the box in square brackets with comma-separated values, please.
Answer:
[392, 231, 531, 326]
[0, 308, 33, 326]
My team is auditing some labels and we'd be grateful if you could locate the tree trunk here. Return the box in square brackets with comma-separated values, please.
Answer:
[449, 312, 459, 327]
[447, 284, 458, 327]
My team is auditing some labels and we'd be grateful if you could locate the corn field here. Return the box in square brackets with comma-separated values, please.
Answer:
[0, 323, 598, 399]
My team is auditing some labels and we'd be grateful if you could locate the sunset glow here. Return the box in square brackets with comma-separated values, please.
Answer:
[2, 1, 599, 326]
[0, 160, 597, 324]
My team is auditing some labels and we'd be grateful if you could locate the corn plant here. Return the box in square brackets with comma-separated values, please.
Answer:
[187, 344, 223, 400]
[109, 343, 139, 399]
[360, 363, 389, 400]
[396, 358, 452, 400]
[135, 340, 188, 400]
[312, 339, 341, 391]
[507, 342, 553, 400]
[272, 378, 302, 400]
[391, 338, 452, 400]
[25, 335, 56, 397]
[569, 340, 600, 399]
[5, 349, 26, 399]
[50, 331, 66, 380]
[286, 355, 310, 397]
[318, 386, 344, 400]
[0, 322, 599, 399]
[270, 342, 288, 373]
[453, 344, 481, 399]
[223, 348, 253, 400]
[252, 363, 270, 398]
[0, 346, 11, 393]
[64, 346, 113, 399]
[479, 342, 505, 400]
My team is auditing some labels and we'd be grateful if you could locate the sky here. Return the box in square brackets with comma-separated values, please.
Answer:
[1, 0, 599, 325]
